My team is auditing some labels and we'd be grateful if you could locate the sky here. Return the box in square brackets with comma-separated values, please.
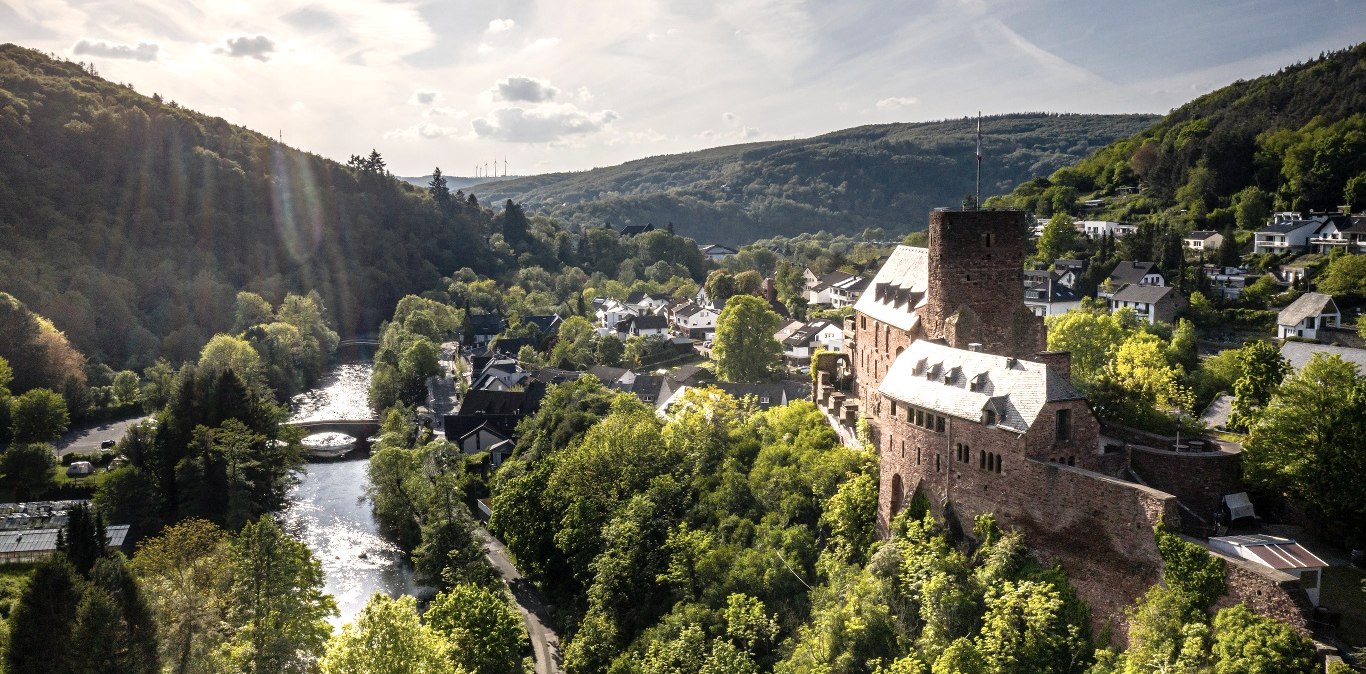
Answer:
[2, 0, 1363, 177]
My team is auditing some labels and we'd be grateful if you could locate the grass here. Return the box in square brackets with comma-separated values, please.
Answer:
[1321, 565, 1366, 649]
[0, 563, 36, 624]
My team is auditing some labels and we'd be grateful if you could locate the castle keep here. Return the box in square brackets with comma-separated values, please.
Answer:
[836, 209, 1310, 636]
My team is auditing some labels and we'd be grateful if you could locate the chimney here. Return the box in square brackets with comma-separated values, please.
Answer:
[762, 278, 777, 301]
[967, 343, 983, 352]
[1035, 350, 1072, 383]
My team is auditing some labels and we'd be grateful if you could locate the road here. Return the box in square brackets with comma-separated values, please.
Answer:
[476, 527, 562, 674]
[52, 415, 149, 457]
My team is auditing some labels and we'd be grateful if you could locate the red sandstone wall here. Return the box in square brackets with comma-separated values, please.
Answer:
[1128, 446, 1244, 520]
[1212, 555, 1313, 633]
[853, 313, 920, 410]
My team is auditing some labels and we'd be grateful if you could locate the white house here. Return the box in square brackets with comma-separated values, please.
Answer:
[1102, 261, 1164, 298]
[829, 276, 870, 309]
[671, 303, 719, 340]
[777, 319, 843, 364]
[1081, 220, 1137, 239]
[1254, 214, 1320, 255]
[625, 291, 673, 313]
[458, 423, 515, 469]
[1109, 285, 1185, 325]
[1183, 230, 1224, 251]
[805, 270, 856, 306]
[595, 299, 639, 331]
[698, 243, 739, 262]
[1308, 215, 1366, 254]
[615, 314, 671, 339]
[1276, 292, 1340, 339]
[1023, 275, 1082, 317]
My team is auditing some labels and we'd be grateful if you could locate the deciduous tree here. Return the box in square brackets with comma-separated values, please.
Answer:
[713, 295, 781, 383]
[425, 584, 525, 674]
[133, 518, 232, 674]
[320, 594, 453, 674]
[9, 387, 69, 442]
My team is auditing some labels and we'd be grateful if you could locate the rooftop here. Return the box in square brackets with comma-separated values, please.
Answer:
[852, 245, 929, 332]
[1277, 292, 1338, 327]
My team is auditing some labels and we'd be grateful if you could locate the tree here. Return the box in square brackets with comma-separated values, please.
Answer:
[428, 167, 450, 206]
[1036, 213, 1078, 264]
[551, 316, 597, 370]
[1096, 332, 1194, 426]
[60, 503, 110, 575]
[1044, 300, 1137, 388]
[1316, 254, 1366, 296]
[704, 270, 738, 303]
[133, 518, 232, 674]
[1210, 603, 1315, 674]
[713, 295, 781, 382]
[320, 594, 453, 674]
[974, 580, 1088, 674]
[223, 515, 337, 674]
[425, 584, 525, 674]
[232, 292, 275, 334]
[0, 443, 57, 500]
[8, 560, 82, 674]
[9, 387, 69, 442]
[112, 370, 141, 405]
[84, 557, 161, 674]
[502, 200, 529, 243]
[1216, 226, 1241, 268]
[1244, 354, 1366, 544]
[197, 335, 267, 394]
[1227, 340, 1290, 431]
[1166, 319, 1198, 374]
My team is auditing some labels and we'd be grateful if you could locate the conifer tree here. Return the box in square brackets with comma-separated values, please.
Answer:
[7, 560, 81, 674]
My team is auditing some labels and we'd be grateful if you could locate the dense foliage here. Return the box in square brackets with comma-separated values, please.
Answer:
[990, 44, 1366, 229]
[474, 113, 1158, 244]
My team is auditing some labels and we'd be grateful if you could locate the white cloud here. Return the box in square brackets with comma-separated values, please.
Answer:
[493, 76, 559, 103]
[525, 37, 560, 52]
[477, 43, 495, 55]
[424, 107, 466, 119]
[876, 96, 918, 110]
[385, 121, 459, 141]
[471, 105, 619, 143]
[410, 90, 441, 105]
[217, 35, 276, 61]
[72, 39, 160, 61]
[487, 19, 516, 33]
[289, 101, 306, 112]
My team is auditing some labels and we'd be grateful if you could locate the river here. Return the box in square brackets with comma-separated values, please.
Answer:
[280, 361, 416, 626]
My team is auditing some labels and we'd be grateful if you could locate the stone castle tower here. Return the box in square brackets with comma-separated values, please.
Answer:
[923, 209, 1044, 359]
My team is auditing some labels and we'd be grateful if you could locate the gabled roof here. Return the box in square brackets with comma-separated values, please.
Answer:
[1024, 277, 1079, 303]
[832, 276, 870, 293]
[524, 314, 562, 333]
[783, 320, 836, 347]
[619, 314, 668, 332]
[458, 390, 531, 415]
[1054, 259, 1086, 272]
[1184, 230, 1220, 241]
[1257, 220, 1319, 234]
[1111, 284, 1179, 304]
[1210, 535, 1328, 571]
[458, 422, 511, 444]
[586, 365, 632, 384]
[699, 243, 738, 255]
[1277, 292, 1338, 327]
[852, 245, 929, 331]
[878, 341, 1084, 433]
[1107, 261, 1162, 286]
[529, 367, 583, 384]
[620, 223, 655, 236]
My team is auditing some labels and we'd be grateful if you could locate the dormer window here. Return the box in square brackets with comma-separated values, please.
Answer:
[984, 408, 997, 426]
[970, 373, 987, 392]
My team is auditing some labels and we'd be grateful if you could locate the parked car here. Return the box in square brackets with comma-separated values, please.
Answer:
[100, 439, 116, 449]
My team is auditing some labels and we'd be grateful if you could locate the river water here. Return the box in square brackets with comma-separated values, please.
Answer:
[280, 361, 416, 626]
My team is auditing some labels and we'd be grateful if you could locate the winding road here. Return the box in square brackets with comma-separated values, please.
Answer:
[477, 528, 562, 674]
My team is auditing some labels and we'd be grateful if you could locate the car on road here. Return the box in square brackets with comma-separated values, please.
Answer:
[100, 439, 117, 449]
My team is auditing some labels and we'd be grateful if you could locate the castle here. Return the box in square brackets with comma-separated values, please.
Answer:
[821, 209, 1312, 637]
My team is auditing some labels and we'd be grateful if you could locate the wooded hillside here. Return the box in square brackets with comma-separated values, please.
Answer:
[0, 44, 493, 372]
[472, 113, 1159, 244]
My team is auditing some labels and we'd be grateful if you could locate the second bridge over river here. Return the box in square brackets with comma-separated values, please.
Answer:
[287, 418, 381, 441]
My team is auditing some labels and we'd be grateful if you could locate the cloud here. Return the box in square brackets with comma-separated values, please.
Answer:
[218, 35, 276, 61]
[721, 112, 738, 123]
[424, 107, 465, 119]
[471, 106, 619, 143]
[493, 76, 560, 103]
[384, 122, 459, 141]
[410, 90, 441, 105]
[487, 19, 516, 33]
[289, 101, 306, 112]
[875, 96, 918, 110]
[72, 39, 160, 61]
[525, 37, 560, 52]
[477, 43, 495, 55]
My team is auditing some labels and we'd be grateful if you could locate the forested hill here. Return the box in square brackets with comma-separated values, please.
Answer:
[0, 44, 493, 372]
[472, 113, 1160, 244]
[989, 42, 1366, 221]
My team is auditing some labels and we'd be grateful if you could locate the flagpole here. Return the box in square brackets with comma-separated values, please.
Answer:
[975, 111, 982, 211]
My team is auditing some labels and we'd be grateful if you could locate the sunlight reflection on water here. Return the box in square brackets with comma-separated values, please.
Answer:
[280, 361, 415, 626]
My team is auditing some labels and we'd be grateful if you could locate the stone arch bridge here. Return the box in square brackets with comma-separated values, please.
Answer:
[287, 418, 381, 441]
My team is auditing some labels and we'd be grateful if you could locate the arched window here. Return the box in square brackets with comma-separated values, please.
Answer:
[890, 474, 905, 516]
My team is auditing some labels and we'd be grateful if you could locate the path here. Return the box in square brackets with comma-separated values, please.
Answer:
[477, 527, 562, 674]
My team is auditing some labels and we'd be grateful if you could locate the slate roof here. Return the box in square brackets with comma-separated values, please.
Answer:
[468, 313, 507, 336]
[1107, 261, 1162, 286]
[1277, 292, 1338, 327]
[524, 314, 562, 334]
[782, 320, 836, 347]
[1185, 230, 1220, 241]
[878, 341, 1084, 433]
[1279, 341, 1366, 372]
[529, 367, 583, 384]
[458, 422, 511, 444]
[620, 223, 655, 236]
[1111, 284, 1178, 304]
[587, 365, 632, 384]
[665, 364, 709, 386]
[458, 390, 531, 415]
[617, 314, 669, 333]
[1024, 278, 1080, 303]
[852, 245, 929, 331]
[1054, 259, 1086, 272]
[699, 244, 738, 255]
